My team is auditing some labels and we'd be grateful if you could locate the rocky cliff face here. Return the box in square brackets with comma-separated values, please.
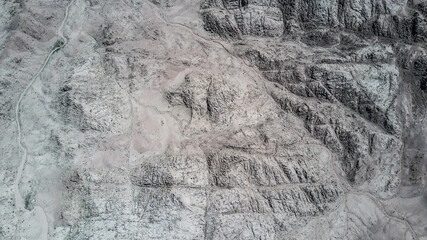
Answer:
[0, 0, 426, 239]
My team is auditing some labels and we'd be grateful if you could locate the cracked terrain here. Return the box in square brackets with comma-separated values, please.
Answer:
[0, 0, 426, 239]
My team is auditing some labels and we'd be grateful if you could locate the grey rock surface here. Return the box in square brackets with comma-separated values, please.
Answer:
[0, 0, 426, 239]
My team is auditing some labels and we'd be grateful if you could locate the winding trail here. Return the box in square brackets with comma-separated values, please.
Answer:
[140, 1, 419, 239]
[308, 143, 418, 239]
[136, 0, 269, 94]
[13, 1, 74, 239]
[267, 77, 418, 238]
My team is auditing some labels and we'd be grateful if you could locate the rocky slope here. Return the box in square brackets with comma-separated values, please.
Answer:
[0, 0, 426, 239]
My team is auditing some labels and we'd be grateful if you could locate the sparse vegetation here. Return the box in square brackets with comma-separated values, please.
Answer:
[52, 39, 65, 53]
[24, 193, 33, 210]
[93, 42, 100, 51]
[14, 0, 25, 8]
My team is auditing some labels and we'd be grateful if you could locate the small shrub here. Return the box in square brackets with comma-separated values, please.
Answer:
[24, 193, 33, 210]
[52, 39, 65, 53]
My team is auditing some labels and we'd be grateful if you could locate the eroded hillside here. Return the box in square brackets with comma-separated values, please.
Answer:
[0, 0, 426, 239]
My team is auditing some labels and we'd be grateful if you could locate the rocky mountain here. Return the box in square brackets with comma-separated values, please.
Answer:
[0, 0, 426, 239]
